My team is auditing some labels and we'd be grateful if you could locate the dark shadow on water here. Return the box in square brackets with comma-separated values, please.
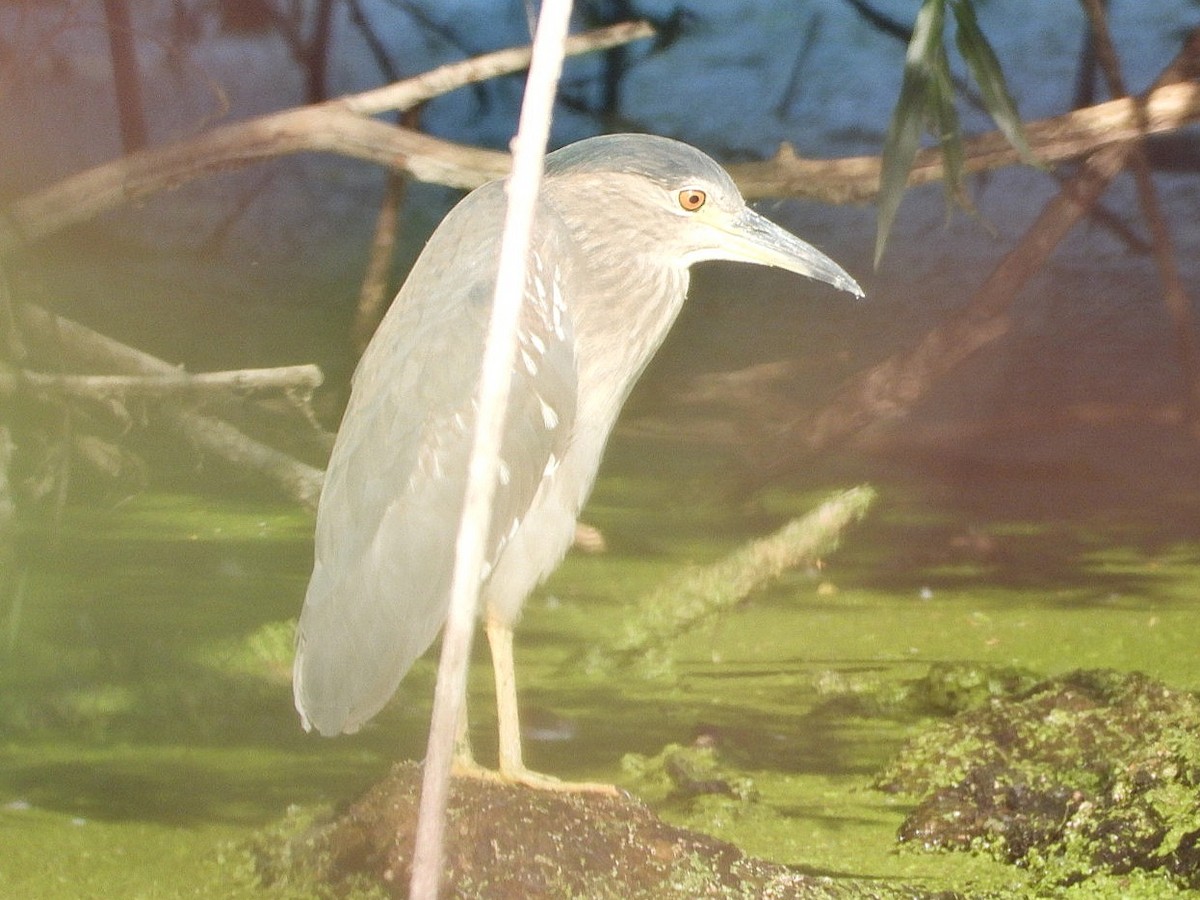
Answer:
[2, 750, 384, 826]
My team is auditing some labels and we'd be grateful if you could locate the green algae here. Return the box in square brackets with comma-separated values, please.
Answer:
[622, 742, 759, 803]
[3, 454, 1200, 896]
[877, 668, 1200, 891]
[590, 485, 876, 679]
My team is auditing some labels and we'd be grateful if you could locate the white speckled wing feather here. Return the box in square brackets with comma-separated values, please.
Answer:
[293, 182, 577, 735]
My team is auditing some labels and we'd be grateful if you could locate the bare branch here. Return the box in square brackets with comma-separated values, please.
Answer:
[730, 80, 1200, 202]
[758, 29, 1200, 472]
[343, 20, 656, 117]
[1078, 4, 1200, 433]
[2, 364, 323, 403]
[588, 485, 876, 679]
[0, 22, 657, 255]
[0, 106, 506, 254]
[6, 24, 1198, 258]
[14, 303, 324, 509]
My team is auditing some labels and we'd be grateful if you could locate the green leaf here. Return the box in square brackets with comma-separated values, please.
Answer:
[932, 42, 967, 212]
[950, 0, 1040, 167]
[875, 0, 947, 267]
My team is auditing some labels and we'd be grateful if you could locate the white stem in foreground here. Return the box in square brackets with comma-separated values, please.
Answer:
[407, 2, 575, 898]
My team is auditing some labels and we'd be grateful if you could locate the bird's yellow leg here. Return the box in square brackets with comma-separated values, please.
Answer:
[450, 693, 492, 779]
[485, 616, 618, 795]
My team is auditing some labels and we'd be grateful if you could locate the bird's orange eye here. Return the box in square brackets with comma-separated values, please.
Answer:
[677, 188, 706, 212]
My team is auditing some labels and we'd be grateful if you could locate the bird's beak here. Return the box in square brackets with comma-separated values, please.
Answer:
[713, 207, 864, 298]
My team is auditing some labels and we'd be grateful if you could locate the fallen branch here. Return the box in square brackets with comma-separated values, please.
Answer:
[760, 28, 1200, 468]
[14, 303, 325, 509]
[1, 364, 322, 403]
[586, 485, 876, 679]
[5, 26, 1200, 252]
[0, 21, 656, 254]
[730, 79, 1200, 202]
[0, 106, 502, 255]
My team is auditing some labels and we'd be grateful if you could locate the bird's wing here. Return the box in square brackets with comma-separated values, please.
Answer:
[294, 184, 578, 735]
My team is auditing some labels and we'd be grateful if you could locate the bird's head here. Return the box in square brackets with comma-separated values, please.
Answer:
[543, 133, 863, 299]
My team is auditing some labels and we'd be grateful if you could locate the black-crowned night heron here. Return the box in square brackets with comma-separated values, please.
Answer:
[294, 133, 862, 788]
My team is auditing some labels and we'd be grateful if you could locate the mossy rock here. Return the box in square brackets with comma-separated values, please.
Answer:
[254, 762, 948, 898]
[877, 668, 1200, 890]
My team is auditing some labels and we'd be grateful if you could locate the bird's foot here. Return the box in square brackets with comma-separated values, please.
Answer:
[450, 753, 496, 781]
[451, 757, 620, 796]
[501, 763, 621, 796]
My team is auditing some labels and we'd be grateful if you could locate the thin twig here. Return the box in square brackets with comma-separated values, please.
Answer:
[345, 0, 402, 83]
[353, 168, 405, 353]
[1079, 1, 1200, 435]
[353, 109, 422, 353]
[408, 2, 575, 896]
[343, 19, 652, 117]
[100, 0, 147, 152]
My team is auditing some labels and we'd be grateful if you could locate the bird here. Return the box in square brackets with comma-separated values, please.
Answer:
[293, 133, 862, 789]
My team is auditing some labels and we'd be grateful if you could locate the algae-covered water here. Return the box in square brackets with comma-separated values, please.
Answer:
[4, 422, 1200, 896]
[4, 1, 1200, 894]
[7, 169, 1200, 897]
